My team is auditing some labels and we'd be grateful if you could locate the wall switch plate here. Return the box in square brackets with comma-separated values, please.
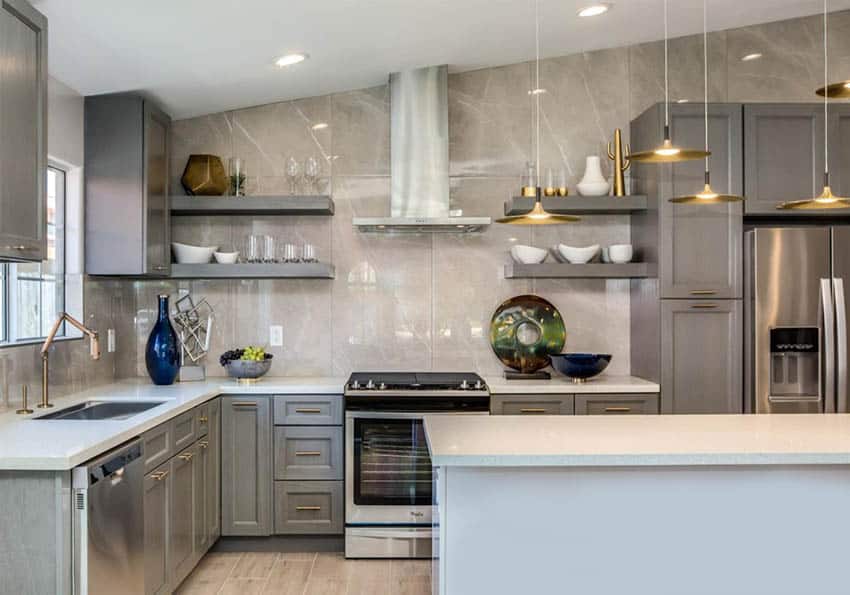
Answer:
[107, 328, 116, 353]
[270, 325, 283, 347]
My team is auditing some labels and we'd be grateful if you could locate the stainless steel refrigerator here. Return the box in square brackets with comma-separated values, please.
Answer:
[745, 227, 850, 414]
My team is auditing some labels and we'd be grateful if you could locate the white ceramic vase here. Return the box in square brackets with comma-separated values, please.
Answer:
[577, 156, 610, 197]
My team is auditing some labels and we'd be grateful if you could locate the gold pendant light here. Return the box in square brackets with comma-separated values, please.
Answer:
[778, 0, 850, 211]
[497, 0, 579, 225]
[630, 0, 710, 164]
[816, 81, 850, 99]
[669, 0, 743, 204]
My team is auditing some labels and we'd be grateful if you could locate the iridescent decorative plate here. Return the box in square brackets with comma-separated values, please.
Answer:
[489, 295, 566, 373]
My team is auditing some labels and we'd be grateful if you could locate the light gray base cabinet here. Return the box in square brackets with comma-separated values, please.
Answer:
[490, 394, 659, 416]
[575, 394, 660, 415]
[274, 481, 344, 535]
[143, 398, 221, 595]
[490, 395, 574, 415]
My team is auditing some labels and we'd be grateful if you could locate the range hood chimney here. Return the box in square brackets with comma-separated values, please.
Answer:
[353, 65, 491, 232]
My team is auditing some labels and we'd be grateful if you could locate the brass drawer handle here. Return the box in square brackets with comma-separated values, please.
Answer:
[232, 402, 258, 408]
[294, 408, 322, 414]
[604, 406, 632, 413]
[199, 416, 209, 423]
[151, 470, 169, 481]
[690, 290, 716, 295]
[152, 265, 168, 271]
[179, 452, 194, 461]
[295, 505, 322, 511]
[520, 408, 547, 414]
[6, 245, 35, 251]
[199, 441, 209, 449]
[295, 451, 322, 457]
[691, 303, 718, 309]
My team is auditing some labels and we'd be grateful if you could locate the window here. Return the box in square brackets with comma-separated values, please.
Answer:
[0, 166, 66, 345]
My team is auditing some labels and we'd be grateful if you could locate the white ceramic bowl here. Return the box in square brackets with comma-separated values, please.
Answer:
[172, 242, 218, 264]
[608, 244, 633, 264]
[557, 243, 600, 264]
[511, 245, 548, 264]
[214, 251, 239, 264]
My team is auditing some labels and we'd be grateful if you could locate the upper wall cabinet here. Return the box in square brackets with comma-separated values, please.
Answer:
[0, 0, 47, 262]
[86, 94, 171, 276]
[631, 103, 743, 299]
[831, 105, 850, 199]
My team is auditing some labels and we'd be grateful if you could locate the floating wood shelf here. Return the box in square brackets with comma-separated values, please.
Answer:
[170, 195, 334, 216]
[504, 262, 653, 279]
[170, 263, 335, 279]
[504, 196, 647, 216]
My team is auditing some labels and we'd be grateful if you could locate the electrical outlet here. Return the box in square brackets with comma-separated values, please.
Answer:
[269, 325, 283, 347]
[107, 329, 116, 353]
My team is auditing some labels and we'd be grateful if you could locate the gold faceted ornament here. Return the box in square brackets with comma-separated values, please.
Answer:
[181, 154, 228, 196]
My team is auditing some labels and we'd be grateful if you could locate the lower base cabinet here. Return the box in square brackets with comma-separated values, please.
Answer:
[274, 481, 344, 534]
[144, 463, 170, 595]
[575, 394, 660, 415]
[490, 393, 660, 416]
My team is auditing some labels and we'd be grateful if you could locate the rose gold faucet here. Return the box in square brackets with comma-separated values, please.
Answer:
[39, 313, 101, 408]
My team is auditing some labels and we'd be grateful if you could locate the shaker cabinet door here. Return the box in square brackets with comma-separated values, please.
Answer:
[143, 463, 170, 595]
[206, 398, 221, 542]
[169, 446, 196, 585]
[661, 300, 743, 414]
[144, 103, 170, 275]
[661, 104, 743, 299]
[831, 105, 850, 199]
[221, 397, 272, 536]
[744, 104, 826, 215]
[0, 0, 47, 262]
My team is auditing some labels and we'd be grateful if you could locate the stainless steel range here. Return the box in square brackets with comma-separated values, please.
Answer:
[344, 372, 489, 559]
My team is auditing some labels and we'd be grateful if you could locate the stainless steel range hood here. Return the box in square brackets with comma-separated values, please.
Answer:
[353, 65, 490, 233]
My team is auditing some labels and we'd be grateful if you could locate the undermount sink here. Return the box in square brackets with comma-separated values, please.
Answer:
[35, 400, 168, 421]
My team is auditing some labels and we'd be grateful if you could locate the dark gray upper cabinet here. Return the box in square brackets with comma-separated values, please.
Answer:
[631, 103, 743, 299]
[85, 93, 171, 276]
[831, 104, 850, 199]
[743, 104, 826, 215]
[0, 0, 47, 262]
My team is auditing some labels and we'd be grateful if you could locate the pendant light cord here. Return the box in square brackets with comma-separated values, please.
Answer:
[824, 0, 829, 180]
[664, 0, 670, 127]
[703, 0, 709, 173]
[535, 0, 541, 188]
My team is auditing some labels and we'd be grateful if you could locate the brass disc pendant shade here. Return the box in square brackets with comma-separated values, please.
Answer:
[816, 80, 850, 98]
[669, 0, 743, 204]
[779, 0, 850, 211]
[630, 0, 710, 164]
[496, 0, 578, 225]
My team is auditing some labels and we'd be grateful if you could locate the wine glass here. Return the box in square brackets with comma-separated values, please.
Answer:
[304, 157, 320, 194]
[286, 157, 301, 195]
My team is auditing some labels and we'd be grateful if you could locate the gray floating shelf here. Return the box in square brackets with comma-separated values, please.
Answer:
[170, 195, 334, 216]
[504, 196, 647, 215]
[504, 262, 653, 279]
[170, 263, 335, 279]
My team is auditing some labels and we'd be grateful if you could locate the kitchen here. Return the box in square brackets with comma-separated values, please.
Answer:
[2, 0, 850, 593]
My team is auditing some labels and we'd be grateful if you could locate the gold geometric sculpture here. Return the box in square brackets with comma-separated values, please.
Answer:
[181, 154, 228, 196]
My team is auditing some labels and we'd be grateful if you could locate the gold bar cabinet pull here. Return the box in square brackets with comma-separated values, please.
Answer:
[690, 290, 717, 295]
[520, 408, 547, 414]
[232, 402, 258, 408]
[179, 452, 194, 461]
[16, 385, 33, 415]
[295, 451, 322, 457]
[152, 470, 169, 481]
[295, 505, 322, 511]
[605, 406, 632, 413]
[295, 408, 322, 414]
[690, 303, 718, 309]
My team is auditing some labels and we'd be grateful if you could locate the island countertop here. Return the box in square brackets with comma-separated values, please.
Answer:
[423, 413, 850, 467]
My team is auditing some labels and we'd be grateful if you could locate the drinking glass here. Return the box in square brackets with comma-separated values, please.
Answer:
[543, 167, 556, 196]
[302, 243, 317, 263]
[282, 243, 300, 263]
[246, 235, 263, 263]
[228, 158, 247, 196]
[286, 157, 301, 195]
[557, 169, 569, 197]
[263, 236, 276, 263]
[304, 157, 320, 194]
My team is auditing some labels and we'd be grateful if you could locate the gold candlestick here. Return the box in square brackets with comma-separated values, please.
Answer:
[606, 128, 631, 197]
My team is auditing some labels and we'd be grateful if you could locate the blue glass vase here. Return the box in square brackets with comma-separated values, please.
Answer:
[145, 294, 179, 385]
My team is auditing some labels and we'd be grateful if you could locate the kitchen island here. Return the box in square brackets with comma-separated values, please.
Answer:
[425, 414, 850, 595]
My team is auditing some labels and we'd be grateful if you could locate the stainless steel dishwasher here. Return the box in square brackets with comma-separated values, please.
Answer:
[73, 439, 145, 595]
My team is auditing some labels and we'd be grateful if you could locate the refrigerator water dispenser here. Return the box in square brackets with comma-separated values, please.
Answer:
[769, 327, 820, 400]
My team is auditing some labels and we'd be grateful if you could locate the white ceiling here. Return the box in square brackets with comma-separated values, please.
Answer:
[32, 0, 850, 119]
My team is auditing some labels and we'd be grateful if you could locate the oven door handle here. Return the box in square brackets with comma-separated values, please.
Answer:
[345, 410, 489, 419]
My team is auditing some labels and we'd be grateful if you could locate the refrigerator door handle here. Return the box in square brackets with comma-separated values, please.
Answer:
[822, 278, 836, 413]
[834, 278, 847, 413]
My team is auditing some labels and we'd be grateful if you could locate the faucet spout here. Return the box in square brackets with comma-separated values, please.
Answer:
[39, 312, 101, 408]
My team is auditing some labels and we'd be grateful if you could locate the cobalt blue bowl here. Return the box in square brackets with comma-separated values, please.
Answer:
[549, 353, 612, 383]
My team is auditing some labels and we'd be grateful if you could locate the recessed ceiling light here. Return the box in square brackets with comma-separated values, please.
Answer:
[577, 3, 611, 17]
[311, 122, 328, 130]
[275, 53, 308, 67]
[741, 52, 763, 62]
[528, 88, 547, 95]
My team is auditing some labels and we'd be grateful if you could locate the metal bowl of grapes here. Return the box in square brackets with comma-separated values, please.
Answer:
[220, 347, 273, 382]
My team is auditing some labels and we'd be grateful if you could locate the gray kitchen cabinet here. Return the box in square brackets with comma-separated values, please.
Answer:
[274, 481, 344, 535]
[143, 462, 170, 595]
[172, 409, 196, 452]
[273, 395, 343, 426]
[743, 104, 826, 215]
[193, 437, 209, 556]
[490, 395, 574, 415]
[631, 103, 743, 299]
[660, 300, 743, 414]
[142, 420, 172, 473]
[575, 394, 659, 415]
[832, 104, 850, 198]
[169, 444, 196, 586]
[85, 93, 171, 276]
[221, 396, 272, 536]
[0, 0, 47, 262]
[274, 426, 343, 481]
[206, 398, 221, 542]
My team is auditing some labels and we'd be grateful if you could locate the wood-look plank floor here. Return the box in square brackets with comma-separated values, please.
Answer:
[175, 552, 431, 595]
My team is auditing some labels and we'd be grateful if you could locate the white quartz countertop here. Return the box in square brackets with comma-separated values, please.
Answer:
[484, 374, 658, 394]
[0, 377, 345, 471]
[424, 414, 850, 467]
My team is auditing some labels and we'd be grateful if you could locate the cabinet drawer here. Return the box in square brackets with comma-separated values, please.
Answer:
[142, 421, 173, 473]
[273, 395, 342, 426]
[490, 395, 574, 415]
[575, 394, 660, 415]
[274, 481, 343, 535]
[172, 410, 196, 452]
[196, 402, 210, 437]
[274, 426, 343, 481]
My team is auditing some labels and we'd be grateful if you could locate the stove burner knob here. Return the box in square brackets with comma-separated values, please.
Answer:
[379, 382, 387, 390]
[366, 379, 375, 390]
[460, 380, 469, 390]
[351, 380, 360, 390]
[475, 380, 483, 390]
